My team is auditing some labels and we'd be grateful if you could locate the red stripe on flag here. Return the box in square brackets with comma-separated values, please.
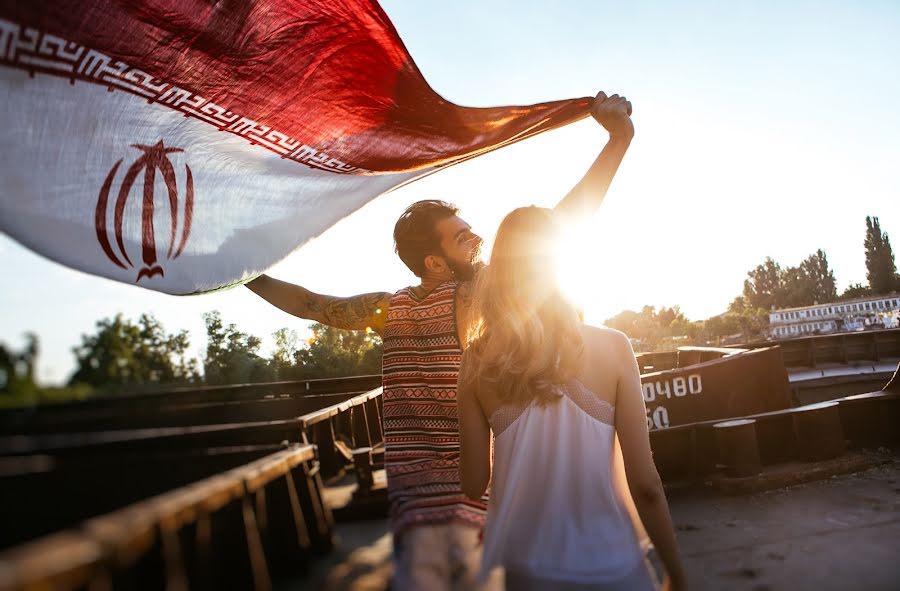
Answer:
[0, 0, 591, 173]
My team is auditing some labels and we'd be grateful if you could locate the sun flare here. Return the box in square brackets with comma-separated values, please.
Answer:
[554, 222, 595, 313]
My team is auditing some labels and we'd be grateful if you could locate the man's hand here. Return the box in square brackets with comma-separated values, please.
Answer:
[591, 91, 634, 140]
[552, 90, 634, 221]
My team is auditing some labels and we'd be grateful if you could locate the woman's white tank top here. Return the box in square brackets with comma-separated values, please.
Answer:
[480, 380, 645, 583]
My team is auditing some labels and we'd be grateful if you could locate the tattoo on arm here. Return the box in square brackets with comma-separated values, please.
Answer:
[302, 290, 390, 332]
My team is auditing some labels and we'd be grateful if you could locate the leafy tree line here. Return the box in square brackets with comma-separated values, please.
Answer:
[1, 310, 382, 406]
[723, 215, 898, 338]
[3, 217, 896, 401]
[201, 312, 381, 385]
[606, 215, 898, 349]
[602, 303, 764, 351]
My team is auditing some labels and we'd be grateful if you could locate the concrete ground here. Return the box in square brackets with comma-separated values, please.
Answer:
[668, 454, 900, 590]
[288, 453, 900, 591]
[279, 519, 391, 591]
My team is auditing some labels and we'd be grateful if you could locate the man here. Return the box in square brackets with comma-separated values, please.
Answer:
[247, 90, 633, 590]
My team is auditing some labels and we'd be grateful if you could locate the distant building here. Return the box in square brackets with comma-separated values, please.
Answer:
[769, 293, 900, 339]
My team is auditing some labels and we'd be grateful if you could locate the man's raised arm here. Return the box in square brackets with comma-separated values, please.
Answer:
[553, 91, 634, 222]
[246, 275, 391, 334]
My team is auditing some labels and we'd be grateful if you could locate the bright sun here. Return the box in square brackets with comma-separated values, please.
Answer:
[554, 223, 595, 314]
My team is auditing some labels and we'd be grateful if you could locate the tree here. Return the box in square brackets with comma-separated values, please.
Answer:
[740, 251, 838, 311]
[839, 282, 870, 301]
[70, 314, 198, 390]
[203, 311, 275, 385]
[0, 344, 11, 392]
[864, 216, 897, 294]
[702, 314, 742, 342]
[0, 334, 39, 396]
[271, 328, 300, 374]
[293, 323, 382, 379]
[269, 327, 314, 380]
[780, 249, 838, 307]
[742, 257, 783, 311]
[604, 305, 697, 351]
[720, 296, 769, 341]
[657, 306, 686, 329]
[604, 307, 657, 347]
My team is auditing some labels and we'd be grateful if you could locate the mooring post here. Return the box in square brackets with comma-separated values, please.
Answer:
[713, 419, 762, 478]
[792, 401, 846, 461]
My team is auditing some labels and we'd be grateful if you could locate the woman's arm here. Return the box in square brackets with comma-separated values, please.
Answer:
[457, 351, 492, 500]
[613, 331, 687, 590]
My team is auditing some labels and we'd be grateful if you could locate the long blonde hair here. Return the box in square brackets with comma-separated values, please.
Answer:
[464, 207, 584, 406]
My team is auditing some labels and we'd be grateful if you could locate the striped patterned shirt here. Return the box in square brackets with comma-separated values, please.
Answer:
[382, 280, 487, 537]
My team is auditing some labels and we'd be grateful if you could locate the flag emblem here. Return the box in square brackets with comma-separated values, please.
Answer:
[95, 141, 194, 282]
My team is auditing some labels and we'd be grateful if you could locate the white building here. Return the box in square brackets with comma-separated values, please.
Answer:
[769, 293, 900, 338]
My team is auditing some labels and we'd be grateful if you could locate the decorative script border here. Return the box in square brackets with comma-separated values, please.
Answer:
[0, 18, 368, 175]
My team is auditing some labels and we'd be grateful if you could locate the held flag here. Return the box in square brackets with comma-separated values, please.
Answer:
[0, 1, 590, 293]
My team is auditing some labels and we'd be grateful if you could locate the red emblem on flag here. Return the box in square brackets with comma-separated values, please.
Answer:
[95, 141, 194, 282]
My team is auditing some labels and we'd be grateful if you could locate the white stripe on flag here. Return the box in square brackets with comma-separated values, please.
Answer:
[0, 67, 421, 294]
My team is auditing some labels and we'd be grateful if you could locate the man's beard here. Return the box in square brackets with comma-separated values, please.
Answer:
[446, 245, 484, 281]
[446, 257, 479, 281]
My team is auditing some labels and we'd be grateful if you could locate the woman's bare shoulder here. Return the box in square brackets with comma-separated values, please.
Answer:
[581, 324, 631, 352]
[576, 326, 632, 395]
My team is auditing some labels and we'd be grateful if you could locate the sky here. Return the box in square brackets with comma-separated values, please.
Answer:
[1, 0, 899, 385]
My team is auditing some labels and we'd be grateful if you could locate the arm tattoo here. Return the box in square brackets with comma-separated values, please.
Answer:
[302, 291, 389, 331]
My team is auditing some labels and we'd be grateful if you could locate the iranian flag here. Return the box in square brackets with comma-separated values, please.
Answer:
[0, 1, 591, 294]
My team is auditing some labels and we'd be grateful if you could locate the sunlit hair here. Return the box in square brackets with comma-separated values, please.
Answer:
[464, 207, 584, 406]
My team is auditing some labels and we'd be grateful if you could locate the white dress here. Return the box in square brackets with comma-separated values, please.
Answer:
[480, 380, 657, 590]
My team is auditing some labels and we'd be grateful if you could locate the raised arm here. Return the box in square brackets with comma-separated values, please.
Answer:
[613, 331, 686, 591]
[246, 274, 391, 334]
[553, 91, 634, 223]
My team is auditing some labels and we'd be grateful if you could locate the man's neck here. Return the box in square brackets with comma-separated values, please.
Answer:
[411, 273, 454, 297]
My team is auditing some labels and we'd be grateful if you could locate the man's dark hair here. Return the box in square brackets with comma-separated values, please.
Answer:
[393, 200, 459, 277]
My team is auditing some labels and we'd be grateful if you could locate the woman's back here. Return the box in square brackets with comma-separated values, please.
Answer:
[459, 205, 685, 589]
[476, 326, 655, 588]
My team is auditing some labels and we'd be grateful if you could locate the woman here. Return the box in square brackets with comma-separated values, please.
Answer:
[458, 207, 686, 590]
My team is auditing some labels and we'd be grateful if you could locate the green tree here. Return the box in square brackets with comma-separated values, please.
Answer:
[605, 307, 655, 348]
[0, 344, 11, 392]
[720, 297, 768, 341]
[864, 216, 898, 294]
[740, 250, 838, 311]
[269, 327, 306, 380]
[657, 306, 686, 329]
[742, 257, 783, 311]
[203, 311, 275, 385]
[0, 333, 39, 397]
[839, 282, 870, 301]
[701, 313, 742, 342]
[70, 314, 198, 390]
[799, 249, 838, 303]
[271, 328, 300, 369]
[779, 249, 838, 308]
[293, 323, 383, 379]
[604, 305, 696, 351]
